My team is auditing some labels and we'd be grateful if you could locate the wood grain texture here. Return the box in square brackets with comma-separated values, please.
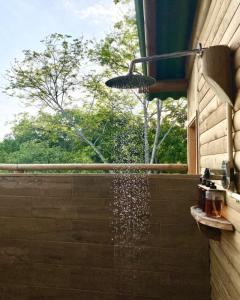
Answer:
[210, 246, 240, 300]
[233, 151, 240, 171]
[226, 192, 240, 214]
[233, 109, 240, 131]
[200, 153, 228, 169]
[234, 46, 240, 70]
[0, 174, 210, 299]
[198, 88, 215, 112]
[213, 0, 240, 45]
[200, 136, 227, 156]
[187, 61, 198, 122]
[220, 233, 240, 277]
[188, 2, 240, 299]
[205, 0, 230, 46]
[223, 3, 240, 49]
[235, 67, 240, 89]
[198, 75, 205, 92]
[198, 0, 219, 45]
[199, 103, 226, 135]
[234, 89, 240, 112]
[199, 119, 227, 145]
[234, 131, 240, 151]
[211, 241, 240, 297]
[186, 0, 212, 78]
[199, 95, 222, 123]
[222, 205, 240, 232]
[191, 206, 233, 231]
[198, 82, 210, 102]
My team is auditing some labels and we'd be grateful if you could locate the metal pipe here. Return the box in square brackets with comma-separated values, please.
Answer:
[128, 46, 206, 74]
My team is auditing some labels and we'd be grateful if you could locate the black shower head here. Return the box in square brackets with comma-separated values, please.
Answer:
[105, 74, 156, 89]
[105, 45, 205, 90]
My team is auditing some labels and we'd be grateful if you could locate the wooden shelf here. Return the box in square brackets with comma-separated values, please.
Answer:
[190, 206, 234, 231]
[198, 184, 225, 192]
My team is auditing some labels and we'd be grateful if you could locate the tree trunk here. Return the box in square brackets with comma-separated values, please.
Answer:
[156, 119, 177, 156]
[60, 109, 107, 163]
[143, 98, 150, 164]
[150, 99, 162, 164]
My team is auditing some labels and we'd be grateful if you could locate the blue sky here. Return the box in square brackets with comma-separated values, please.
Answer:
[0, 0, 130, 140]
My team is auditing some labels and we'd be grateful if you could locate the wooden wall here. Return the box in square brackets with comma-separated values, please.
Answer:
[187, 0, 240, 299]
[188, 0, 240, 170]
[0, 174, 210, 300]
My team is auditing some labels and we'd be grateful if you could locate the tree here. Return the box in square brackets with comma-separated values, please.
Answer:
[3, 1, 187, 165]
[88, 10, 187, 164]
[4, 33, 107, 162]
[0, 109, 145, 164]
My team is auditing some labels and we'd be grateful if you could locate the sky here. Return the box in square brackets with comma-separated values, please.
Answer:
[0, 0, 131, 140]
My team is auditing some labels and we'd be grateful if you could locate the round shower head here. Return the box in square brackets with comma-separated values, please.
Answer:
[105, 74, 156, 89]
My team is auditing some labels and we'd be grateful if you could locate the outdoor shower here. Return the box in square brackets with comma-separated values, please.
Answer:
[105, 43, 206, 89]
[105, 44, 235, 189]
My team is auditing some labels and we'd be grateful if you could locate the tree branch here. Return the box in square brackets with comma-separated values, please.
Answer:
[150, 99, 162, 164]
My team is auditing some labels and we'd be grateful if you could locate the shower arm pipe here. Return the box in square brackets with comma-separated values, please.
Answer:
[128, 47, 207, 74]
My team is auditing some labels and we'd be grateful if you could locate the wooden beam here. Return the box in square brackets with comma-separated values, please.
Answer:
[139, 79, 188, 93]
[0, 163, 188, 172]
[188, 118, 198, 174]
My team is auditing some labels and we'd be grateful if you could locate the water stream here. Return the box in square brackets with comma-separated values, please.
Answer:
[111, 169, 151, 298]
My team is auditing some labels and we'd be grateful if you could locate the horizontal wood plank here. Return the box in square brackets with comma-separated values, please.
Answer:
[0, 175, 210, 299]
[222, 205, 240, 232]
[199, 88, 215, 112]
[199, 95, 222, 123]
[213, 0, 240, 45]
[199, 119, 227, 145]
[200, 153, 228, 169]
[206, 0, 231, 46]
[234, 46, 240, 70]
[210, 246, 240, 300]
[199, 103, 226, 135]
[200, 136, 227, 156]
[233, 151, 240, 171]
[189, 2, 240, 300]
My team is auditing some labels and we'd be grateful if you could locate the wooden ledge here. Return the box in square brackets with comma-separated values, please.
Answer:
[191, 206, 234, 231]
[198, 184, 225, 191]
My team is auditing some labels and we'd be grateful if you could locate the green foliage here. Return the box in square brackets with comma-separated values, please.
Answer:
[0, 103, 187, 164]
[157, 123, 187, 163]
[6, 141, 64, 164]
[2, 1, 187, 165]
[4, 33, 87, 110]
[0, 109, 145, 164]
[88, 12, 138, 77]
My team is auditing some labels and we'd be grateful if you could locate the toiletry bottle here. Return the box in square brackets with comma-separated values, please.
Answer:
[205, 190, 212, 215]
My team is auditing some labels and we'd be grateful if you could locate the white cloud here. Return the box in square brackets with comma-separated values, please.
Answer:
[62, 0, 73, 9]
[62, 0, 131, 25]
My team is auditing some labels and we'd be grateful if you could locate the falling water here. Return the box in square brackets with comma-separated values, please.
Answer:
[111, 172, 151, 248]
[110, 127, 151, 298]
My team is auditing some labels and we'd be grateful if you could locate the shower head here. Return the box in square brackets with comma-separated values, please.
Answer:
[105, 44, 206, 90]
[105, 73, 156, 89]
